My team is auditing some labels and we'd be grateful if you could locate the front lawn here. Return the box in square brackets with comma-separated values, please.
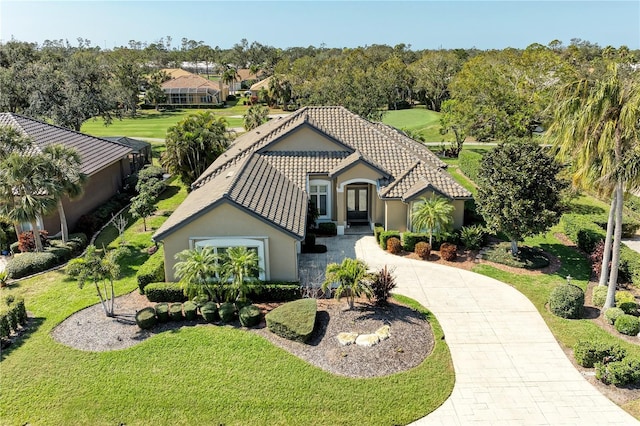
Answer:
[0, 180, 454, 425]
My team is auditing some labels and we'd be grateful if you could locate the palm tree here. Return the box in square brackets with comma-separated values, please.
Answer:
[221, 67, 239, 94]
[174, 246, 219, 301]
[0, 127, 32, 157]
[321, 258, 372, 310]
[411, 195, 454, 247]
[218, 246, 262, 303]
[547, 62, 640, 309]
[0, 153, 57, 252]
[66, 245, 128, 317]
[42, 144, 87, 244]
[243, 105, 269, 131]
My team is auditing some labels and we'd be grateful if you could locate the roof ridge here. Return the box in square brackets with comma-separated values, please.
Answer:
[379, 161, 420, 197]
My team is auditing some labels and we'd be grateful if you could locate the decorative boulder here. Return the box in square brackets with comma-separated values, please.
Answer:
[375, 325, 391, 340]
[355, 334, 380, 347]
[337, 332, 359, 346]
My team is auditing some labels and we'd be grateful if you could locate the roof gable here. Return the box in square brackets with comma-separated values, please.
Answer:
[260, 123, 352, 153]
[0, 113, 132, 176]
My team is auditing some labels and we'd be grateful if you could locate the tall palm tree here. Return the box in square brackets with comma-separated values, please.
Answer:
[174, 246, 219, 301]
[0, 153, 57, 252]
[411, 195, 454, 247]
[321, 258, 371, 310]
[218, 246, 262, 303]
[42, 144, 87, 243]
[547, 63, 640, 309]
[0, 127, 32, 157]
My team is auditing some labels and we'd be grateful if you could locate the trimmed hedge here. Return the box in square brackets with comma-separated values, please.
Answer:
[596, 357, 640, 386]
[0, 298, 27, 339]
[200, 302, 218, 323]
[144, 282, 187, 302]
[402, 232, 429, 252]
[239, 305, 262, 327]
[458, 150, 482, 182]
[591, 285, 607, 307]
[218, 302, 236, 323]
[169, 303, 183, 321]
[604, 307, 624, 325]
[379, 230, 401, 250]
[155, 303, 169, 322]
[316, 222, 337, 236]
[5, 252, 57, 279]
[573, 340, 626, 368]
[560, 214, 606, 253]
[374, 225, 384, 243]
[136, 247, 165, 294]
[619, 246, 640, 287]
[592, 214, 640, 239]
[266, 298, 317, 343]
[135, 307, 157, 329]
[614, 314, 640, 336]
[247, 282, 301, 302]
[387, 237, 402, 254]
[549, 284, 584, 319]
[183, 301, 198, 320]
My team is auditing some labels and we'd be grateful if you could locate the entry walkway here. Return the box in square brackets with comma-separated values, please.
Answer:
[302, 235, 638, 425]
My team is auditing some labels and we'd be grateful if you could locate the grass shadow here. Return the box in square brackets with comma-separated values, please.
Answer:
[157, 185, 180, 201]
[0, 316, 45, 361]
[570, 203, 606, 215]
[539, 242, 590, 281]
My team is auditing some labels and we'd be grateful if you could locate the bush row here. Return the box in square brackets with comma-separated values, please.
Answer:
[591, 214, 640, 239]
[458, 150, 483, 182]
[75, 193, 130, 237]
[135, 301, 262, 329]
[144, 281, 302, 303]
[376, 227, 482, 254]
[0, 298, 27, 340]
[5, 233, 88, 279]
[574, 340, 640, 387]
[136, 247, 165, 293]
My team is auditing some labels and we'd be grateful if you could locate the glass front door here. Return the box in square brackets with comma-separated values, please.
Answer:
[347, 186, 368, 223]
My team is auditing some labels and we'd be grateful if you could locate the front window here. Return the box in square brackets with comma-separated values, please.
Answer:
[193, 238, 266, 280]
[309, 179, 331, 219]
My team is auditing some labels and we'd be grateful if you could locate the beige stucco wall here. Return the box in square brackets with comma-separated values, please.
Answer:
[159, 202, 299, 282]
[334, 163, 383, 189]
[384, 200, 408, 231]
[452, 199, 465, 229]
[43, 160, 127, 235]
[266, 126, 348, 152]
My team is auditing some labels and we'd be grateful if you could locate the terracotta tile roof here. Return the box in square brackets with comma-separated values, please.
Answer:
[250, 76, 272, 91]
[236, 69, 258, 82]
[153, 154, 306, 241]
[161, 68, 195, 79]
[0, 113, 132, 176]
[161, 74, 221, 92]
[154, 106, 470, 242]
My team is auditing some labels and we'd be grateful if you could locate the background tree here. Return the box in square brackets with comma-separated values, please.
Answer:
[439, 99, 472, 155]
[130, 190, 155, 232]
[109, 48, 147, 117]
[243, 105, 270, 131]
[162, 111, 231, 187]
[410, 50, 463, 111]
[411, 195, 454, 246]
[41, 144, 87, 244]
[321, 258, 371, 310]
[476, 141, 566, 256]
[546, 62, 640, 309]
[67, 245, 129, 317]
[144, 70, 169, 110]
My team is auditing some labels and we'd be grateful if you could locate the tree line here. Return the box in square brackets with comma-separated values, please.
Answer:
[1, 37, 637, 134]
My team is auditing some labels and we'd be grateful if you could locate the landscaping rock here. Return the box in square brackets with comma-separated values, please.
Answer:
[355, 333, 380, 347]
[337, 332, 358, 345]
[375, 325, 391, 340]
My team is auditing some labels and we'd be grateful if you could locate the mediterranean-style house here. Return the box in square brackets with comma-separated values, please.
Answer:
[0, 113, 134, 236]
[161, 73, 229, 107]
[153, 106, 472, 282]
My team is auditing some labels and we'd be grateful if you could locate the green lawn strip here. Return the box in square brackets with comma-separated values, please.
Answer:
[472, 230, 640, 418]
[382, 107, 453, 142]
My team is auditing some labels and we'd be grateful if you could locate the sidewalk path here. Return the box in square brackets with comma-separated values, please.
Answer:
[622, 235, 640, 256]
[350, 235, 638, 425]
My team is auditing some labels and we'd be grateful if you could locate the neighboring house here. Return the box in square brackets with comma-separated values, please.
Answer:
[249, 76, 272, 97]
[103, 137, 153, 173]
[0, 113, 133, 236]
[161, 68, 195, 79]
[161, 74, 229, 107]
[153, 106, 471, 282]
[229, 68, 259, 93]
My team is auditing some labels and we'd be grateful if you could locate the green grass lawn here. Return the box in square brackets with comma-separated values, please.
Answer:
[1, 179, 454, 425]
[382, 107, 453, 142]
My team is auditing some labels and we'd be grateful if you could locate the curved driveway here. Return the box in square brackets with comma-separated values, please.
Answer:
[351, 235, 638, 425]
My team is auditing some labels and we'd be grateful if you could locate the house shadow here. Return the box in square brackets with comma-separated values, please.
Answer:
[0, 316, 45, 361]
[157, 185, 180, 202]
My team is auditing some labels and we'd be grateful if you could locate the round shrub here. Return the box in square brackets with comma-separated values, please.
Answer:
[169, 303, 183, 321]
[183, 300, 198, 321]
[440, 243, 457, 261]
[192, 295, 209, 307]
[218, 302, 236, 323]
[595, 357, 640, 386]
[591, 285, 607, 307]
[239, 305, 262, 327]
[549, 284, 584, 319]
[614, 314, 640, 336]
[155, 303, 169, 322]
[386, 237, 402, 254]
[200, 302, 218, 323]
[615, 290, 635, 305]
[414, 242, 431, 260]
[618, 301, 639, 316]
[573, 340, 626, 368]
[604, 307, 624, 325]
[136, 307, 157, 330]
